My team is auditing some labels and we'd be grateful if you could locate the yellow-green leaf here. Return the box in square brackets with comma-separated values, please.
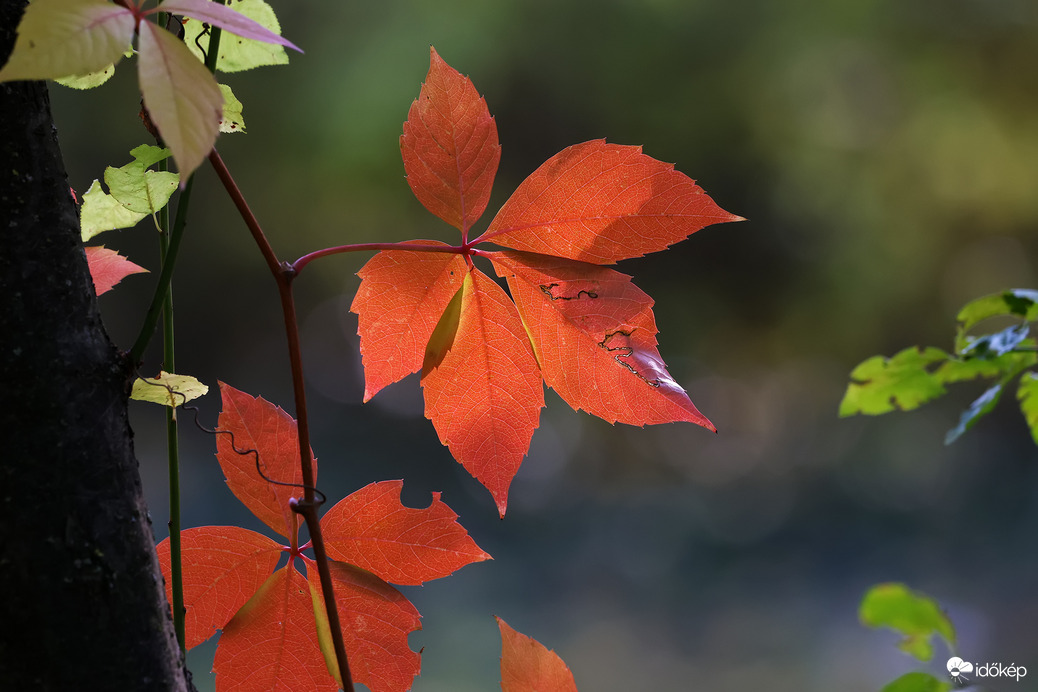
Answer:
[104, 145, 179, 215]
[131, 372, 209, 407]
[0, 0, 133, 83]
[218, 84, 246, 133]
[55, 63, 116, 90]
[137, 22, 224, 179]
[860, 583, 955, 662]
[80, 180, 148, 241]
[184, 0, 289, 73]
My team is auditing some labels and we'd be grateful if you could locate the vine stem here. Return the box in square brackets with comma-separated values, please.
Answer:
[207, 149, 355, 692]
[292, 241, 467, 274]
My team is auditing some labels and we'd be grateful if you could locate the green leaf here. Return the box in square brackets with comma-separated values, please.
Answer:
[944, 383, 1003, 445]
[80, 180, 148, 241]
[218, 84, 247, 133]
[955, 289, 1038, 351]
[860, 583, 955, 662]
[137, 22, 224, 179]
[840, 347, 949, 417]
[131, 372, 209, 407]
[104, 145, 179, 215]
[183, 0, 290, 73]
[934, 349, 1037, 384]
[54, 63, 116, 90]
[881, 672, 951, 692]
[1016, 372, 1038, 446]
[0, 0, 134, 83]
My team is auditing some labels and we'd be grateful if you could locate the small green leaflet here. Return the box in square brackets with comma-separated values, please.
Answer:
[859, 583, 956, 662]
[184, 0, 290, 73]
[955, 289, 1038, 351]
[80, 146, 179, 240]
[131, 372, 209, 408]
[219, 84, 247, 133]
[944, 383, 1002, 445]
[839, 347, 948, 416]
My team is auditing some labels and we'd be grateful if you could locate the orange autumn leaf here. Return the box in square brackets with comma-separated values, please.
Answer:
[497, 617, 578, 692]
[353, 47, 739, 515]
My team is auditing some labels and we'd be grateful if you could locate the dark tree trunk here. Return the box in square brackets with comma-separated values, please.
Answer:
[0, 1, 189, 689]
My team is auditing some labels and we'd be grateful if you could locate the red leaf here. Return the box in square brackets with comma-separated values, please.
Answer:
[477, 140, 742, 264]
[85, 245, 147, 295]
[490, 251, 714, 430]
[421, 268, 544, 516]
[351, 245, 467, 401]
[497, 617, 578, 692]
[157, 526, 282, 649]
[214, 566, 337, 692]
[304, 557, 422, 692]
[400, 46, 500, 235]
[320, 480, 491, 585]
[216, 382, 314, 540]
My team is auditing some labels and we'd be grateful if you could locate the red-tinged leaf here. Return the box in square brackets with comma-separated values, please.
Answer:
[304, 557, 422, 692]
[216, 382, 314, 540]
[0, 0, 134, 83]
[137, 21, 224, 179]
[490, 251, 714, 430]
[214, 566, 336, 692]
[157, 526, 282, 649]
[400, 46, 500, 234]
[351, 245, 467, 401]
[85, 245, 147, 295]
[421, 268, 543, 517]
[497, 617, 578, 692]
[320, 480, 491, 586]
[152, 0, 301, 53]
[477, 140, 742, 264]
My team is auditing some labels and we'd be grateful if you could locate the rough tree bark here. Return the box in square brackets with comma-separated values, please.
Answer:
[0, 1, 189, 689]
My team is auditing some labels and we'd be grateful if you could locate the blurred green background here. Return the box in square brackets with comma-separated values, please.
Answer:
[50, 0, 1038, 689]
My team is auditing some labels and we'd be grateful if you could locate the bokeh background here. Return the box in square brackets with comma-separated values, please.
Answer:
[50, 1, 1038, 690]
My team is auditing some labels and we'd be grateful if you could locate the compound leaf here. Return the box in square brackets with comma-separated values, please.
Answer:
[491, 251, 713, 429]
[420, 269, 544, 517]
[401, 46, 500, 234]
[497, 617, 578, 692]
[840, 347, 949, 416]
[320, 480, 491, 586]
[478, 139, 741, 264]
[156, 526, 281, 650]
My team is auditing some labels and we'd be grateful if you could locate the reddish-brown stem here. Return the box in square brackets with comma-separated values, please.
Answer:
[292, 240, 467, 274]
[208, 149, 355, 692]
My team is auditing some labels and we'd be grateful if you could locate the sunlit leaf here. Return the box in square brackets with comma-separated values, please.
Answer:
[54, 63, 116, 90]
[955, 289, 1038, 352]
[183, 0, 290, 73]
[104, 145, 179, 215]
[0, 0, 133, 83]
[137, 21, 224, 178]
[219, 83, 247, 133]
[881, 672, 951, 692]
[497, 617, 578, 692]
[840, 347, 949, 416]
[80, 180, 148, 241]
[1016, 371, 1038, 446]
[131, 371, 209, 407]
[320, 480, 491, 586]
[860, 583, 955, 662]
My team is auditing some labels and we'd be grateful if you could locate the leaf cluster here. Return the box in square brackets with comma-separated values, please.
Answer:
[840, 289, 1038, 445]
